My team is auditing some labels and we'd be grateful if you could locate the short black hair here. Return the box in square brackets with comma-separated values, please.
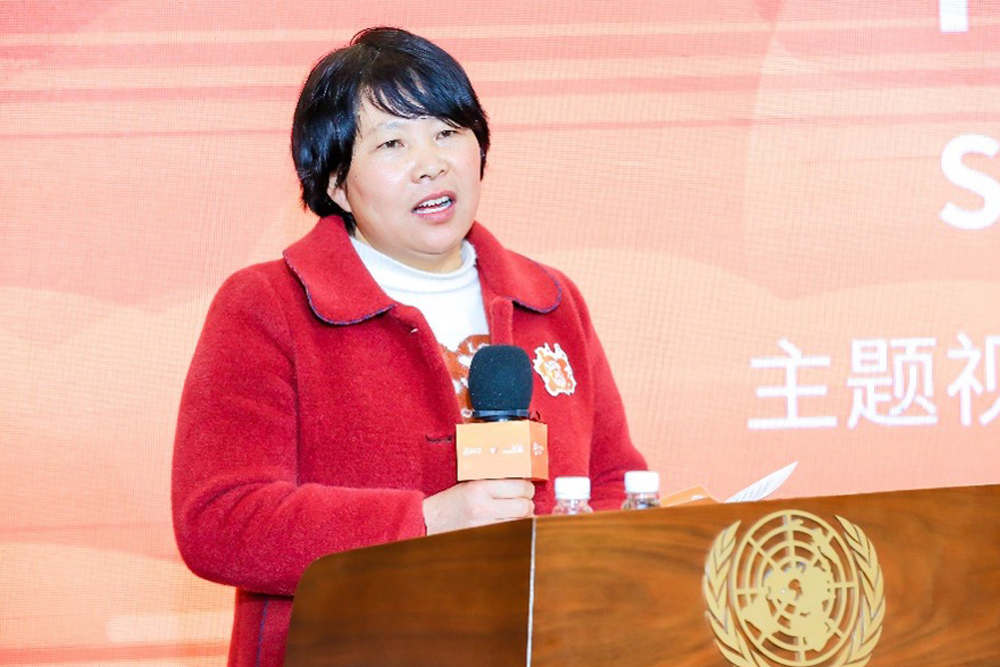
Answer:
[291, 27, 491, 233]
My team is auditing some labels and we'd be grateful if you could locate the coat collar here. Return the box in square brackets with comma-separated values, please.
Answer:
[282, 216, 562, 325]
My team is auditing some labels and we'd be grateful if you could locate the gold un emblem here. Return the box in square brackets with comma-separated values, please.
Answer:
[703, 510, 885, 667]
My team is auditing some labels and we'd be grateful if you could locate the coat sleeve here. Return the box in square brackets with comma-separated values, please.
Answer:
[563, 276, 649, 511]
[172, 269, 427, 597]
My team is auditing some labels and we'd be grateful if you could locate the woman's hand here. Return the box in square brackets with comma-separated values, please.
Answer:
[422, 479, 535, 535]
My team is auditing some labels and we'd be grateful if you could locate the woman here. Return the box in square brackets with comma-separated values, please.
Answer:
[172, 27, 647, 667]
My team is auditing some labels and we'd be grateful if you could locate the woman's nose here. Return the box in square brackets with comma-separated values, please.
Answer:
[412, 143, 447, 181]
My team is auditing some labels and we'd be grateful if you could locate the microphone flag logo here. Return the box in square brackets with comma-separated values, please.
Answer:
[533, 343, 577, 397]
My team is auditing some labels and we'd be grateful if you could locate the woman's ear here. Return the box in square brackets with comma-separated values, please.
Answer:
[328, 179, 351, 212]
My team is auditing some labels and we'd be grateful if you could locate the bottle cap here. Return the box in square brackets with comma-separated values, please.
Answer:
[554, 476, 591, 500]
[624, 470, 660, 494]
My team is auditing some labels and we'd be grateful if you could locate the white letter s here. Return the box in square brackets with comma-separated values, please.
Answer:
[940, 134, 1000, 230]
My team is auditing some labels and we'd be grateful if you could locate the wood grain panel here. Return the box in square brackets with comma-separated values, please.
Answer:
[288, 485, 1000, 667]
[287, 519, 534, 667]
[531, 484, 1000, 667]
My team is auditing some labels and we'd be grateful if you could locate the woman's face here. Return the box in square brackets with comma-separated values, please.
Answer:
[330, 98, 483, 272]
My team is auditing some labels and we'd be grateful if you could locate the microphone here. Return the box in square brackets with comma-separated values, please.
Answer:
[468, 345, 533, 422]
[456, 346, 549, 481]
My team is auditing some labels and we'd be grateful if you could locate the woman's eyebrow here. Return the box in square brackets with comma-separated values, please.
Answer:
[358, 119, 403, 140]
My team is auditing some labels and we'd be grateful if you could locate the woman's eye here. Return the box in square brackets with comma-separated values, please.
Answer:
[438, 129, 457, 139]
[379, 139, 401, 149]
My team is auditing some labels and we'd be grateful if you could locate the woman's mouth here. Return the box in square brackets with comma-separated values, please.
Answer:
[413, 195, 454, 215]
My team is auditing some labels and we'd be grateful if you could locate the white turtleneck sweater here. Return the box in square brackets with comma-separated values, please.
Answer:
[350, 237, 489, 351]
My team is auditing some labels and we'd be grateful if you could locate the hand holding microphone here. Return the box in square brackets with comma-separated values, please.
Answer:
[422, 346, 547, 534]
[422, 479, 535, 535]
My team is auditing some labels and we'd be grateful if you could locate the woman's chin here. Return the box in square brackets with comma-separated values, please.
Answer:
[415, 216, 473, 247]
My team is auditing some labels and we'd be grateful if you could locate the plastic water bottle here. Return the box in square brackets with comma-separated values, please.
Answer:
[622, 470, 661, 510]
[552, 476, 593, 515]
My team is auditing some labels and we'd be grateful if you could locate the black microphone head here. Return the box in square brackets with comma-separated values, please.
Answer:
[468, 345, 534, 421]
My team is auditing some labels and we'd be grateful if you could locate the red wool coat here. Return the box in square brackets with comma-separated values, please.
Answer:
[172, 217, 647, 666]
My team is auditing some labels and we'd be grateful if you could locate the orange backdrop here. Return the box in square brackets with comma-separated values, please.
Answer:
[3, 1, 999, 663]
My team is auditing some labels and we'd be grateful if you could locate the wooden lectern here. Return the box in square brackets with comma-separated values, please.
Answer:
[286, 484, 1000, 667]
